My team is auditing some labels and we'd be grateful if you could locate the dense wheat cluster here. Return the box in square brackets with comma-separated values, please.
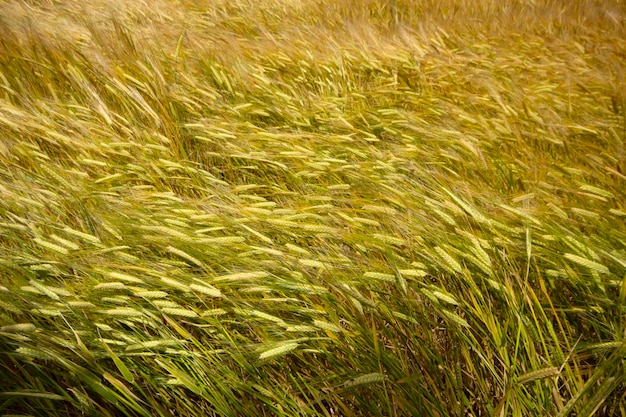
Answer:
[0, 0, 625, 416]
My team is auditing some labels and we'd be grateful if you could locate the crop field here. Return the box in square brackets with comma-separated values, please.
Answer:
[0, 0, 625, 415]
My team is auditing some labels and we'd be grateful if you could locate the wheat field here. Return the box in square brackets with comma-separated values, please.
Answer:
[0, 0, 625, 416]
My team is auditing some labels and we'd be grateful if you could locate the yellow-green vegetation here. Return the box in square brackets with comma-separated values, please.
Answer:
[0, 0, 625, 415]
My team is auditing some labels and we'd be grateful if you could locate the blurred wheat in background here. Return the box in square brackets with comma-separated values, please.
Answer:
[0, 0, 625, 416]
